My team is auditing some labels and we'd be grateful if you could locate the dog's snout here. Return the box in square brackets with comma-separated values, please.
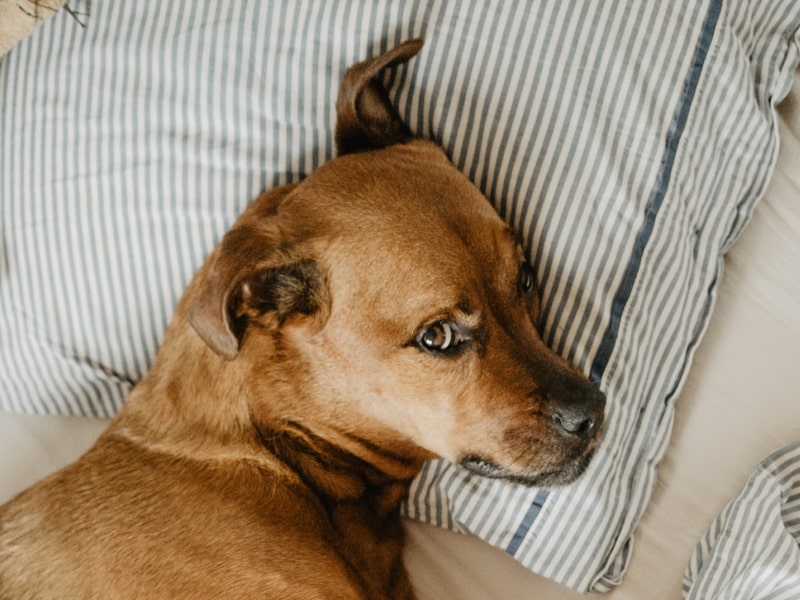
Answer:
[551, 387, 605, 440]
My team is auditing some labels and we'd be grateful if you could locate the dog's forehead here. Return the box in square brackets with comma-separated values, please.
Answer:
[288, 145, 522, 320]
[296, 143, 506, 241]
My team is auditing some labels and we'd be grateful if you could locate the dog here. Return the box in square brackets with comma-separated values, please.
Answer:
[0, 39, 605, 599]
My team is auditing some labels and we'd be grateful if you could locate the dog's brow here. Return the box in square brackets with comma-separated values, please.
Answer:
[424, 298, 478, 324]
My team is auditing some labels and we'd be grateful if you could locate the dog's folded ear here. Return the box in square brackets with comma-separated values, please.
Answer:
[187, 221, 329, 361]
[335, 38, 424, 155]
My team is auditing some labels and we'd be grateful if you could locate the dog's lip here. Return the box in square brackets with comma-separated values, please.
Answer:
[458, 450, 596, 488]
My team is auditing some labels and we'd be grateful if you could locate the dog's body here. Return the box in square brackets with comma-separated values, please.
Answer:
[0, 40, 604, 599]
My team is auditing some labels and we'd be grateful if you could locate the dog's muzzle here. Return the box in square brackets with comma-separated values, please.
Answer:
[459, 448, 598, 488]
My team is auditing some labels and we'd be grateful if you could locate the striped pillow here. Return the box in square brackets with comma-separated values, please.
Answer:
[1, 0, 798, 592]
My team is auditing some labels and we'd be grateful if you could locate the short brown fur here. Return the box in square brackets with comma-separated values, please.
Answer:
[0, 40, 604, 599]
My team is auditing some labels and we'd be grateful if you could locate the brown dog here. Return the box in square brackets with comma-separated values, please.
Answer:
[0, 39, 604, 599]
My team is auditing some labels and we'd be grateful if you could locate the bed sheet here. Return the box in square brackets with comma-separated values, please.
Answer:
[0, 70, 798, 600]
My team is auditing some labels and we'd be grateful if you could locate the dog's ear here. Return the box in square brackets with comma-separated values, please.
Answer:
[335, 38, 424, 155]
[188, 224, 329, 361]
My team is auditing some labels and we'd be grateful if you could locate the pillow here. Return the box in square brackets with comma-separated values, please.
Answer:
[1, 0, 798, 592]
[684, 440, 800, 598]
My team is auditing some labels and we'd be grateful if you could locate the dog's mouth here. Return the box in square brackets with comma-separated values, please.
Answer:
[458, 450, 596, 488]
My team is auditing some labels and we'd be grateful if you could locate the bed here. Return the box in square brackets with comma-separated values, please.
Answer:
[1, 1, 799, 598]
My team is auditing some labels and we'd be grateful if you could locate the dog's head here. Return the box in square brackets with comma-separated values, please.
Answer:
[187, 40, 604, 487]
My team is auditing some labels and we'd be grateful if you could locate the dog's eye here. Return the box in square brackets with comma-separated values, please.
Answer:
[417, 321, 463, 353]
[519, 262, 536, 295]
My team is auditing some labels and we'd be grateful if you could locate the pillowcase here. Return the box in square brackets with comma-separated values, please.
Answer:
[1, 0, 798, 591]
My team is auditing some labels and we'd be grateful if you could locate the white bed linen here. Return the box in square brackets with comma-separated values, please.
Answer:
[1, 70, 798, 600]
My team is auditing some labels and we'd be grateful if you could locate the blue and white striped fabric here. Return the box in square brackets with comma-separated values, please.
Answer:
[684, 440, 800, 599]
[1, 0, 798, 592]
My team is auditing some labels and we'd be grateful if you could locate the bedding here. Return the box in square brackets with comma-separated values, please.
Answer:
[1, 0, 799, 595]
[684, 441, 800, 599]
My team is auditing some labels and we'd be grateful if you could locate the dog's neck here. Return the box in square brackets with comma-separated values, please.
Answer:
[255, 419, 422, 515]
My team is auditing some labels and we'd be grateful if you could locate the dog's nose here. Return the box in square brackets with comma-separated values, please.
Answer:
[553, 407, 598, 438]
[552, 388, 605, 440]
